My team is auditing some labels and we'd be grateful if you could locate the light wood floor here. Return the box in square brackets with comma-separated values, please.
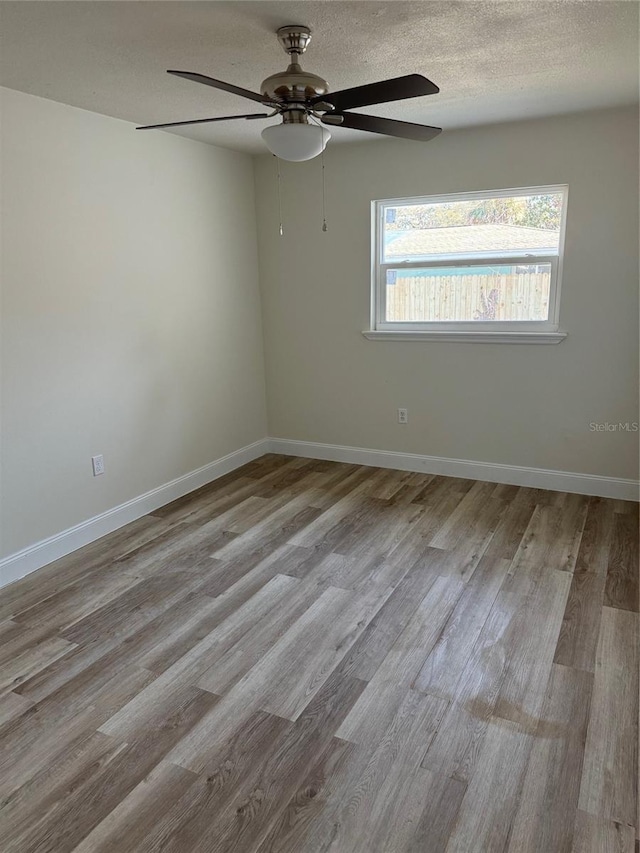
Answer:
[0, 455, 638, 853]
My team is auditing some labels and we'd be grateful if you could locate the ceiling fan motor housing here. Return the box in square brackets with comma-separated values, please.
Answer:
[261, 25, 329, 106]
[260, 67, 329, 104]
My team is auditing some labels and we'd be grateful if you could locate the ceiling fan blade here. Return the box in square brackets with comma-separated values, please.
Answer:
[167, 70, 268, 104]
[325, 112, 442, 142]
[136, 113, 269, 130]
[313, 74, 438, 112]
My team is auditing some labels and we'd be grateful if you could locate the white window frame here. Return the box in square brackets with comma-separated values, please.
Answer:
[365, 185, 569, 344]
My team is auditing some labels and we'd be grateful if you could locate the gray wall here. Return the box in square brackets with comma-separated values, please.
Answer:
[1, 88, 268, 556]
[254, 106, 639, 481]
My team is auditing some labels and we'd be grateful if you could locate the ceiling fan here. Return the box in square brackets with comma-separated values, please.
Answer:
[137, 25, 442, 161]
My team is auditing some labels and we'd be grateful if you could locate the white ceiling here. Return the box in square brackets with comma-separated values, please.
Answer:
[0, 1, 638, 154]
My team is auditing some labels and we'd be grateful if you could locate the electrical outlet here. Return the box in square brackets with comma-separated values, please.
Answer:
[398, 408, 408, 424]
[91, 454, 105, 476]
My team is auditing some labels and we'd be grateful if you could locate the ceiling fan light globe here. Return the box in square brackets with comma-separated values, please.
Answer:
[261, 123, 330, 162]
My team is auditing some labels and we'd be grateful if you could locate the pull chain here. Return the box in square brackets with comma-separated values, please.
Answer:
[276, 156, 284, 237]
[321, 125, 328, 232]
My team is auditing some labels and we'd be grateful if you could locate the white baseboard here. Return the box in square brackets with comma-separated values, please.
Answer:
[269, 438, 640, 502]
[0, 439, 270, 590]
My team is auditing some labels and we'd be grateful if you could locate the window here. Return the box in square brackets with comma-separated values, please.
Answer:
[367, 186, 568, 343]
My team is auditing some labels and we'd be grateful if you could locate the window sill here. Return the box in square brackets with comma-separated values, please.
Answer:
[362, 330, 567, 344]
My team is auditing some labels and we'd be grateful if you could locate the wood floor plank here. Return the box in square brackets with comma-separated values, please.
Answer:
[13, 573, 212, 705]
[256, 689, 450, 853]
[148, 472, 255, 521]
[511, 486, 570, 507]
[0, 690, 32, 727]
[210, 580, 391, 722]
[404, 773, 468, 853]
[245, 453, 298, 478]
[363, 498, 429, 553]
[611, 498, 640, 516]
[507, 663, 594, 853]
[554, 571, 606, 671]
[482, 499, 537, 561]
[373, 469, 432, 504]
[490, 483, 521, 501]
[296, 538, 421, 596]
[0, 456, 633, 852]
[13, 590, 216, 706]
[379, 513, 453, 577]
[129, 711, 294, 853]
[4, 688, 218, 853]
[574, 496, 617, 576]
[444, 717, 534, 853]
[223, 489, 313, 536]
[149, 459, 312, 528]
[413, 554, 511, 698]
[492, 568, 571, 723]
[101, 582, 381, 776]
[420, 582, 526, 782]
[181, 575, 300, 670]
[249, 458, 327, 498]
[70, 761, 200, 853]
[570, 811, 636, 853]
[604, 511, 639, 611]
[308, 464, 371, 502]
[0, 634, 77, 692]
[291, 550, 369, 591]
[332, 497, 424, 564]
[429, 481, 508, 579]
[113, 515, 241, 577]
[0, 620, 61, 668]
[402, 477, 477, 550]
[337, 693, 449, 853]
[133, 592, 235, 674]
[0, 730, 125, 851]
[196, 577, 336, 695]
[253, 736, 358, 853]
[0, 515, 169, 621]
[203, 505, 324, 595]
[167, 660, 364, 783]
[507, 495, 589, 582]
[578, 606, 638, 827]
[411, 474, 474, 505]
[337, 550, 442, 681]
[134, 671, 366, 853]
[11, 568, 145, 631]
[287, 498, 373, 552]
[60, 572, 208, 647]
[328, 495, 395, 554]
[0, 664, 156, 801]
[286, 468, 393, 548]
[98, 575, 303, 739]
[197, 541, 314, 601]
[337, 573, 464, 746]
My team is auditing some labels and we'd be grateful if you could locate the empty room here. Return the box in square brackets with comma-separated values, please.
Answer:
[0, 1, 638, 851]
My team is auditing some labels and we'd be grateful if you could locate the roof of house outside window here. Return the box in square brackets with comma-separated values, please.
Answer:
[385, 223, 559, 257]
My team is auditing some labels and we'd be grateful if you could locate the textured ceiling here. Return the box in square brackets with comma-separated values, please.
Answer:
[0, 1, 638, 154]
